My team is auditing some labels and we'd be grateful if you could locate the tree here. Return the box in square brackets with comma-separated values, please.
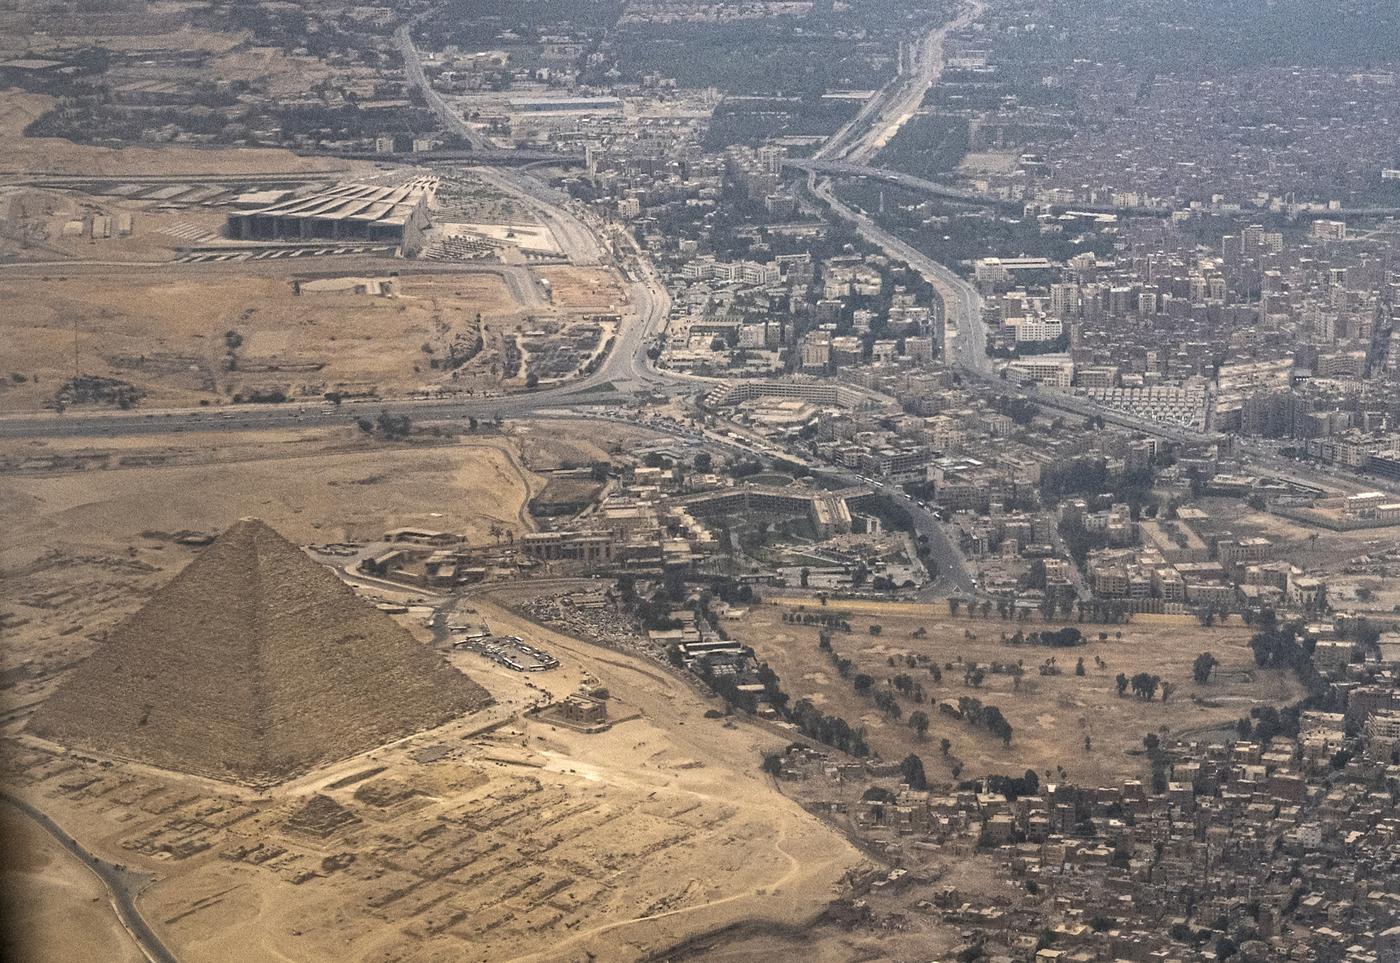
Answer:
[1192, 652, 1218, 684]
[981, 706, 1013, 746]
[1130, 672, 1161, 700]
[693, 452, 712, 472]
[939, 737, 951, 756]
[1115, 673, 1129, 697]
[909, 710, 930, 740]
[853, 674, 874, 694]
[375, 409, 411, 439]
[900, 753, 928, 790]
[1075, 657, 1086, 676]
[1021, 558, 1048, 591]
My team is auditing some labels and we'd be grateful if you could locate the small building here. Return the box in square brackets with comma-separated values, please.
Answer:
[560, 695, 607, 725]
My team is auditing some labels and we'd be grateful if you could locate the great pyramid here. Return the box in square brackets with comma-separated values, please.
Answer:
[29, 518, 492, 785]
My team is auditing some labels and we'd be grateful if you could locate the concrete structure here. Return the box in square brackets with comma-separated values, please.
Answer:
[226, 177, 436, 254]
[1006, 355, 1074, 390]
[522, 531, 615, 563]
[679, 484, 866, 536]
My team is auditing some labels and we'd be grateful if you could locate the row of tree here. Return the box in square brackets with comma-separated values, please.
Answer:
[948, 594, 1137, 625]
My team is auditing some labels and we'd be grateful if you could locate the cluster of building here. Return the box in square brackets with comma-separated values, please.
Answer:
[777, 670, 1400, 961]
[1077, 503, 1303, 613]
[950, 1, 1400, 211]
[965, 219, 1400, 453]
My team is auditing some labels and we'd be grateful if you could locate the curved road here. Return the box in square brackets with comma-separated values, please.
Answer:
[1, 791, 176, 963]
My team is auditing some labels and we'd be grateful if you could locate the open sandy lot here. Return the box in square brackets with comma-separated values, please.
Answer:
[957, 151, 1019, 173]
[731, 600, 1304, 786]
[0, 269, 526, 409]
[537, 266, 629, 312]
[514, 417, 671, 468]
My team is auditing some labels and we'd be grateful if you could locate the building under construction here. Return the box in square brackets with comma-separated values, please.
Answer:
[226, 176, 436, 254]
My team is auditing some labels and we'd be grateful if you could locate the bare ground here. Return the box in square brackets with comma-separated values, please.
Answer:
[732, 600, 1303, 786]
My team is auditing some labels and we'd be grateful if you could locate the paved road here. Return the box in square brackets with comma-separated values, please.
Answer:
[471, 167, 604, 266]
[0, 253, 542, 282]
[396, 25, 491, 150]
[817, 0, 985, 164]
[1, 791, 177, 963]
[788, 158, 1021, 211]
[791, 157, 1177, 216]
[808, 173, 988, 372]
[793, 0, 986, 599]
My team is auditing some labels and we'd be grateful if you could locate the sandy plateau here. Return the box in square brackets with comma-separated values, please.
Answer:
[0, 269, 543, 410]
[0, 427, 543, 689]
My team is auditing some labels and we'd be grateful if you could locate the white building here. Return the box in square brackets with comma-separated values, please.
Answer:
[1006, 355, 1074, 390]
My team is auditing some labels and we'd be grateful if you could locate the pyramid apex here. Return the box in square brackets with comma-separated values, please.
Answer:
[220, 517, 284, 544]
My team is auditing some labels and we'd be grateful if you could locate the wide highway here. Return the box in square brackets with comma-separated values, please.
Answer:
[395, 24, 491, 151]
[816, 0, 986, 165]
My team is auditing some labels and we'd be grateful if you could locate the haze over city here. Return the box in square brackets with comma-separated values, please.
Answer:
[1, 0, 1399, 961]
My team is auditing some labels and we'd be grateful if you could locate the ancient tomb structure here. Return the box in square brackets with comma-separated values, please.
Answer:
[30, 518, 491, 785]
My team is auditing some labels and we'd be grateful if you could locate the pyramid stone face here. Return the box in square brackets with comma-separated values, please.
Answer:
[29, 519, 491, 785]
